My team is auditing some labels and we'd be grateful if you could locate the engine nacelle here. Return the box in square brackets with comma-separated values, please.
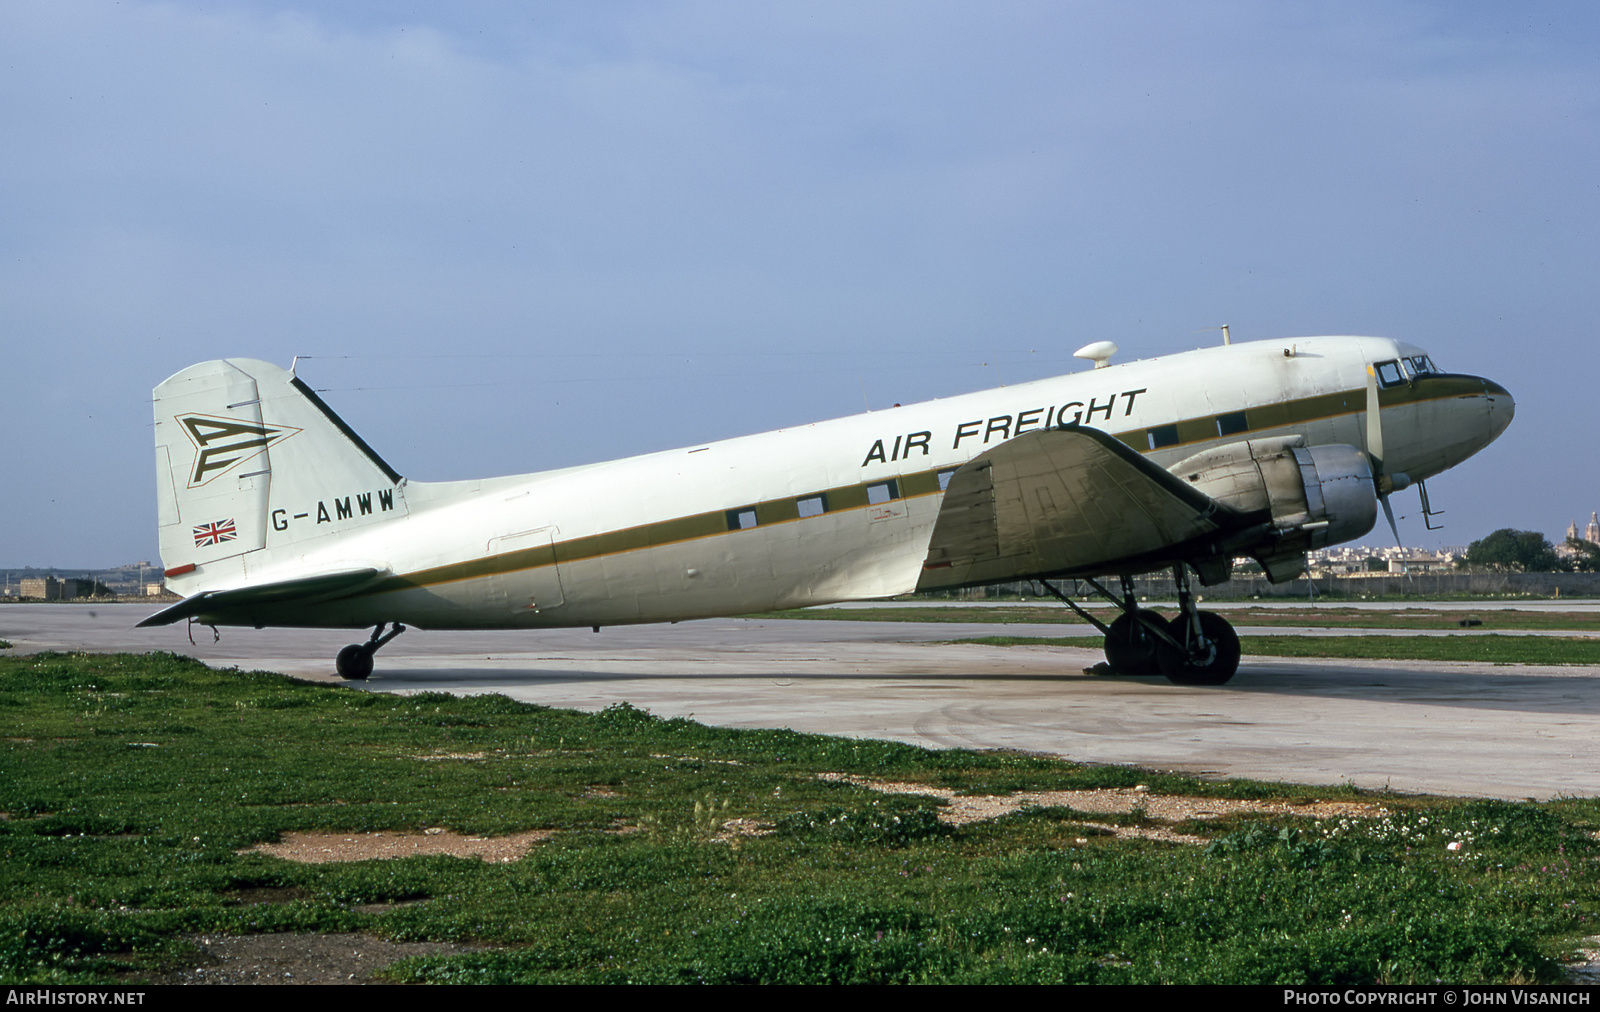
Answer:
[1169, 437, 1378, 581]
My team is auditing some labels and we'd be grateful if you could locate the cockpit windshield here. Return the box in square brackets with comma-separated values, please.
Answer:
[1376, 354, 1442, 387]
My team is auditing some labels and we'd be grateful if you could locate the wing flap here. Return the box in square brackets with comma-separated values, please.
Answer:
[919, 425, 1241, 587]
[136, 567, 385, 627]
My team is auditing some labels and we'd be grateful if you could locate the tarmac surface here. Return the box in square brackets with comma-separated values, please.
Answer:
[6, 601, 1599, 800]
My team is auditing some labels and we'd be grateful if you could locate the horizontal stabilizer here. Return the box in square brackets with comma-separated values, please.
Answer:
[137, 568, 385, 627]
[919, 424, 1244, 587]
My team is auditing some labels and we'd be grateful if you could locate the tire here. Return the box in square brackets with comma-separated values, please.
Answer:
[1103, 610, 1169, 675]
[1157, 611, 1240, 686]
[336, 643, 374, 680]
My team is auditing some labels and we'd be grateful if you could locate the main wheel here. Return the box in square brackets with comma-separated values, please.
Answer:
[1103, 610, 1170, 675]
[335, 644, 375, 680]
[1157, 611, 1240, 686]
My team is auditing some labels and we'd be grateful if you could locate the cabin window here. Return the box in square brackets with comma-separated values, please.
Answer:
[1406, 355, 1438, 376]
[937, 469, 957, 492]
[1375, 360, 1405, 387]
[866, 480, 899, 505]
[797, 495, 827, 518]
[726, 508, 758, 530]
[1146, 424, 1180, 450]
[1216, 411, 1249, 437]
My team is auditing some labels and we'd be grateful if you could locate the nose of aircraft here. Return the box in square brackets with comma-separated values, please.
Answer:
[1481, 376, 1515, 442]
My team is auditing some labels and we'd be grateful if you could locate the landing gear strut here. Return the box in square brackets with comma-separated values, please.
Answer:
[336, 622, 406, 680]
[1105, 608, 1171, 676]
[1155, 564, 1240, 685]
[1041, 568, 1239, 685]
[1041, 575, 1167, 677]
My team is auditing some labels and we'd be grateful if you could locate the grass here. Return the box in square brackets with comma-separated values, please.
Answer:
[952, 634, 1600, 665]
[4, 652, 1600, 984]
[761, 606, 1600, 631]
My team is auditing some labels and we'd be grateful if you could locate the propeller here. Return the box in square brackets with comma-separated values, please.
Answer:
[1364, 364, 1411, 546]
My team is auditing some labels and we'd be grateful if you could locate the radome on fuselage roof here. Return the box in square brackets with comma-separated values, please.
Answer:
[141, 334, 1513, 685]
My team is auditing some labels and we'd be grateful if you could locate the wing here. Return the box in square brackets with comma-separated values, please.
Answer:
[917, 424, 1247, 588]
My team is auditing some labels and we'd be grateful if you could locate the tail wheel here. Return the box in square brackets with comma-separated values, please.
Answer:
[335, 644, 374, 680]
[1103, 610, 1169, 675]
[1157, 610, 1240, 686]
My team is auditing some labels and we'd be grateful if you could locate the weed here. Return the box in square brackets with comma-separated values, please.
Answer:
[776, 800, 949, 847]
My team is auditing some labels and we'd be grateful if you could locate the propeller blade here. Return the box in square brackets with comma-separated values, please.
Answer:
[1368, 363, 1401, 545]
[1367, 362, 1399, 546]
[1381, 494, 1401, 547]
[1365, 364, 1384, 473]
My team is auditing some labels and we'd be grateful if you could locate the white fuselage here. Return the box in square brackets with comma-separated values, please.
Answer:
[175, 336, 1512, 630]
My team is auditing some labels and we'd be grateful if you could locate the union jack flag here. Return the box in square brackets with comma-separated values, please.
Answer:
[193, 519, 237, 547]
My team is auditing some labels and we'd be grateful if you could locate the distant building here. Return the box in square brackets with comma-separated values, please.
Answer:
[1307, 544, 1461, 576]
[17, 577, 90, 600]
[20, 577, 61, 600]
[1386, 554, 1453, 574]
[1563, 512, 1600, 549]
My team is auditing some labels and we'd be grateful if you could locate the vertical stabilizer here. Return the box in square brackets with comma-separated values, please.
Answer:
[153, 359, 407, 592]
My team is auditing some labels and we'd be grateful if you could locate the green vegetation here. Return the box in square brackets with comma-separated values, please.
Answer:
[1239, 635, 1600, 665]
[1567, 538, 1600, 574]
[4, 652, 1600, 984]
[765, 606, 1600, 631]
[1459, 529, 1563, 573]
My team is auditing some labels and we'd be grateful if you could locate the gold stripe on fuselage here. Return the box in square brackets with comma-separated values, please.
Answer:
[361, 374, 1488, 597]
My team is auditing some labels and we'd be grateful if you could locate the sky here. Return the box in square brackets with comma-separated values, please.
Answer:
[2, 0, 1596, 569]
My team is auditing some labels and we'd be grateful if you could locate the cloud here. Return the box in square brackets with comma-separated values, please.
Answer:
[1, 0, 1595, 564]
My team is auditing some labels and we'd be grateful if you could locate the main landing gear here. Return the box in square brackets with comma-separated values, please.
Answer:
[335, 622, 406, 680]
[1041, 566, 1241, 686]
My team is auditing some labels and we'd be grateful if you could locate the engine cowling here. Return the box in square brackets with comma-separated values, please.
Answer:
[1168, 436, 1378, 581]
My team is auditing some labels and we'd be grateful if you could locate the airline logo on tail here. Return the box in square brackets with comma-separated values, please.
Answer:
[176, 414, 301, 487]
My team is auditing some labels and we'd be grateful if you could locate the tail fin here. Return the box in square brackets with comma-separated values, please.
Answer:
[153, 359, 407, 591]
